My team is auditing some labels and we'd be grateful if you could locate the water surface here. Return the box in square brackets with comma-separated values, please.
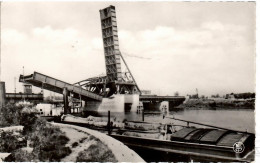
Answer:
[103, 108, 255, 133]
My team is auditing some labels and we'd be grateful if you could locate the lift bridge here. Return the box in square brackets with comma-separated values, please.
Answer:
[20, 5, 185, 113]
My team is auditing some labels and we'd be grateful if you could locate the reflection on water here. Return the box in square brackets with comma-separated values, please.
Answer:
[89, 108, 255, 134]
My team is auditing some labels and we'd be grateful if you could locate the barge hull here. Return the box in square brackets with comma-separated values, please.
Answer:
[110, 134, 254, 162]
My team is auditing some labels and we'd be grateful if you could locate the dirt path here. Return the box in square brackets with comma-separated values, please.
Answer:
[53, 123, 144, 162]
[58, 127, 95, 161]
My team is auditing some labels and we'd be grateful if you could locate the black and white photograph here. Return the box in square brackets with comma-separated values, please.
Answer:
[0, 1, 257, 162]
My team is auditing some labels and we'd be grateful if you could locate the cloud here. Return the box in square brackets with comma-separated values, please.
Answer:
[32, 26, 79, 45]
[117, 22, 254, 96]
[1, 26, 106, 93]
[1, 22, 254, 96]
[2, 29, 28, 44]
[1, 2, 255, 96]
[201, 21, 225, 31]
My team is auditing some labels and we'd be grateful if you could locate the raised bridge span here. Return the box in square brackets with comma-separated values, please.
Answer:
[19, 72, 103, 101]
[19, 72, 185, 107]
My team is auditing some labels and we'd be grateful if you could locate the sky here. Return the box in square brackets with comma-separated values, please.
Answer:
[0, 1, 256, 97]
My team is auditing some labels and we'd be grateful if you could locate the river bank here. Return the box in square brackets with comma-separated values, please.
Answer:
[177, 98, 255, 110]
[0, 103, 144, 162]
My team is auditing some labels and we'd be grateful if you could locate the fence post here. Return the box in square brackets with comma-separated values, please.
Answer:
[108, 110, 111, 135]
[142, 109, 144, 122]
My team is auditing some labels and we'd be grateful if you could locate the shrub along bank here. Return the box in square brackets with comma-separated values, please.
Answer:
[0, 103, 71, 161]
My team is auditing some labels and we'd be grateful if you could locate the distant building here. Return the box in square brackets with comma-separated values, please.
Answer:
[35, 103, 63, 116]
[190, 94, 198, 99]
[24, 84, 32, 94]
[6, 84, 43, 104]
[141, 90, 151, 95]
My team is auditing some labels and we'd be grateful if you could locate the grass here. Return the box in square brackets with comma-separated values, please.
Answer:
[76, 140, 117, 162]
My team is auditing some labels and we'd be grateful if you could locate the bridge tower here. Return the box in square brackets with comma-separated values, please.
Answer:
[100, 5, 141, 96]
[100, 5, 121, 83]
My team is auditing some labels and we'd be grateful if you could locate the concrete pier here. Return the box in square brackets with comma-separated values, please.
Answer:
[63, 87, 69, 114]
[86, 94, 140, 113]
[0, 82, 6, 108]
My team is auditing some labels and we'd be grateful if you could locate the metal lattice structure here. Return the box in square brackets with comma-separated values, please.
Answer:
[74, 75, 107, 96]
[100, 5, 122, 82]
[75, 5, 142, 97]
[98, 5, 141, 96]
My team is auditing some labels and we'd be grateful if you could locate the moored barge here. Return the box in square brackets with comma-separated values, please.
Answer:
[57, 114, 255, 162]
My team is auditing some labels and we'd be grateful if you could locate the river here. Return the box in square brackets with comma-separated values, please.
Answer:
[102, 108, 255, 134]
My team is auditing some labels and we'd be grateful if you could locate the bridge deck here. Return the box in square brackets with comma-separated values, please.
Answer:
[140, 95, 186, 102]
[6, 93, 43, 99]
[19, 72, 103, 101]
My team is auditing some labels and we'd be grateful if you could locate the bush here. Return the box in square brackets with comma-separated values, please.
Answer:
[76, 141, 117, 162]
[0, 103, 23, 127]
[12, 149, 38, 162]
[0, 103, 37, 133]
[0, 131, 25, 152]
[72, 142, 79, 148]
[28, 118, 71, 161]
[51, 146, 71, 160]
[208, 101, 216, 107]
[38, 146, 71, 162]
[20, 112, 38, 135]
[0, 104, 36, 155]
[0, 104, 71, 161]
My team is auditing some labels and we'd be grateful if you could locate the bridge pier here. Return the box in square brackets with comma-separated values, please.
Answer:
[0, 82, 6, 109]
[63, 87, 69, 114]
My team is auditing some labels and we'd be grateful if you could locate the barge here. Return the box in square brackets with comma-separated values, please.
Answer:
[57, 114, 255, 162]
